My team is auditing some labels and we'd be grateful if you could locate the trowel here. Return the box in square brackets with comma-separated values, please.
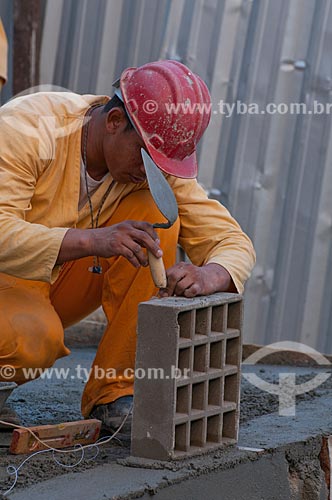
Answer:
[141, 149, 178, 289]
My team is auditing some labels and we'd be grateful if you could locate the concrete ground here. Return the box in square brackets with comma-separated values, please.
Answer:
[0, 348, 332, 499]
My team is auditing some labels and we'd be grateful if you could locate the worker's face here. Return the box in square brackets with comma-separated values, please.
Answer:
[103, 109, 147, 184]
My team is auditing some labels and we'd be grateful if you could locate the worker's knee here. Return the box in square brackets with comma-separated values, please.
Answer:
[15, 313, 67, 368]
[0, 308, 69, 383]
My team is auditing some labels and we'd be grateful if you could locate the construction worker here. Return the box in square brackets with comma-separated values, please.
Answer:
[0, 18, 7, 95]
[0, 60, 255, 437]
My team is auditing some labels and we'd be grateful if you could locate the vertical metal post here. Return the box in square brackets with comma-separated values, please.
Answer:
[13, 0, 42, 94]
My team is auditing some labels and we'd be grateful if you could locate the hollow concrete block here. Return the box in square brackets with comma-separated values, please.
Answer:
[131, 293, 243, 460]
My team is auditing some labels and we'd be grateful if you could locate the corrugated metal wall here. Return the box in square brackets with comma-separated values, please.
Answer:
[38, 0, 332, 352]
[0, 0, 13, 104]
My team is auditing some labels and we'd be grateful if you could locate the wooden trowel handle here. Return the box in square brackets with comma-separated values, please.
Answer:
[148, 250, 167, 288]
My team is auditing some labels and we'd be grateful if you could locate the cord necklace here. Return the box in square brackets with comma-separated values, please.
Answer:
[82, 105, 115, 274]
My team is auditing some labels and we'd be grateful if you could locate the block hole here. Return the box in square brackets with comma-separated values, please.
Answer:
[195, 307, 211, 336]
[207, 414, 222, 443]
[192, 382, 205, 410]
[175, 423, 188, 451]
[208, 377, 222, 407]
[225, 337, 240, 366]
[222, 410, 237, 439]
[176, 385, 190, 414]
[193, 344, 207, 373]
[190, 418, 205, 447]
[224, 374, 238, 403]
[211, 304, 227, 332]
[227, 302, 241, 330]
[178, 347, 191, 371]
[209, 341, 223, 369]
[178, 310, 194, 339]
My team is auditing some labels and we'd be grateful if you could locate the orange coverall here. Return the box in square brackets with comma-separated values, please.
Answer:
[0, 92, 255, 416]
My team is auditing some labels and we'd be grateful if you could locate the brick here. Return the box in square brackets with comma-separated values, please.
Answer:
[131, 293, 243, 460]
[9, 419, 101, 454]
[319, 436, 332, 497]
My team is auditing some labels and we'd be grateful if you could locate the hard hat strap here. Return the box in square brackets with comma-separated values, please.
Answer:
[112, 79, 140, 135]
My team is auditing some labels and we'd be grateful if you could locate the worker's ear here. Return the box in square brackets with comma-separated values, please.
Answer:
[105, 107, 127, 134]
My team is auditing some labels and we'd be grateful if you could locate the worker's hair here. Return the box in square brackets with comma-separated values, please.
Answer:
[103, 95, 133, 131]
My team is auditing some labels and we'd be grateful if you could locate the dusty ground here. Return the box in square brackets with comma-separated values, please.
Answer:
[240, 364, 332, 423]
[0, 348, 331, 496]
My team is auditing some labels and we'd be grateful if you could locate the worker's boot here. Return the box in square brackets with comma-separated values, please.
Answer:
[0, 382, 20, 430]
[0, 405, 21, 430]
[89, 395, 133, 442]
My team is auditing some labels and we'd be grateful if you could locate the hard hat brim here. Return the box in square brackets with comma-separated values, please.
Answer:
[147, 147, 198, 179]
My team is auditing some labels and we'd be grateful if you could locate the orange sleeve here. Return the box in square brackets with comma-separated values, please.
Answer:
[169, 177, 256, 294]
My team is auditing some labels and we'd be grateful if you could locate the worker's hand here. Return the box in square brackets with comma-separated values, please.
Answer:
[158, 262, 237, 298]
[56, 222, 162, 266]
[90, 220, 162, 268]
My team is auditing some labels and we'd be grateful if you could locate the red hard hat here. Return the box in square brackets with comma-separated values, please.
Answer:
[114, 60, 211, 178]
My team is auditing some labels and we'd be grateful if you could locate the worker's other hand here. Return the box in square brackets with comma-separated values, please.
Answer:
[90, 220, 162, 268]
[158, 262, 237, 298]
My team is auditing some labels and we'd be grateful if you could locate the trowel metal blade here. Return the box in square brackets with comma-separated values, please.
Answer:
[141, 149, 178, 228]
